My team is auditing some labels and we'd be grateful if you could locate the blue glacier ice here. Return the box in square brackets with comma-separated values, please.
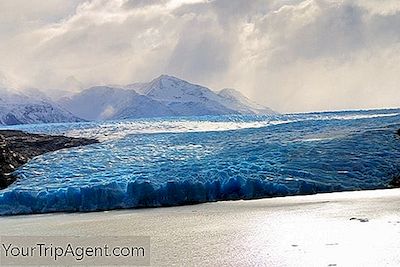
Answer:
[1, 109, 400, 215]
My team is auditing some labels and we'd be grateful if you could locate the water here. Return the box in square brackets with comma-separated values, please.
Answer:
[1, 109, 400, 215]
[2, 189, 399, 266]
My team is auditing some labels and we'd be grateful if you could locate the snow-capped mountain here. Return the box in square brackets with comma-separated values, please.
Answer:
[59, 75, 275, 120]
[218, 88, 276, 115]
[132, 75, 237, 116]
[0, 88, 83, 125]
[59, 86, 173, 120]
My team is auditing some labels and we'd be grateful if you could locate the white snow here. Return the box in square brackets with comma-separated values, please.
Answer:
[1, 75, 275, 125]
[218, 88, 276, 114]
[58, 75, 276, 120]
[0, 88, 83, 125]
[59, 85, 174, 120]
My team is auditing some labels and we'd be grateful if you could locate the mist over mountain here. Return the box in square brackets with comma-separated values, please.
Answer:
[58, 85, 174, 121]
[59, 75, 276, 121]
[0, 75, 275, 125]
[0, 88, 83, 125]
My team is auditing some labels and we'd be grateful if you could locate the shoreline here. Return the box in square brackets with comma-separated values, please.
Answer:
[0, 130, 98, 189]
[1, 188, 400, 266]
[0, 186, 396, 217]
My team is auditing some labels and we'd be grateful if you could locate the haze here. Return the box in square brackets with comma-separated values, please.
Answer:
[1, 0, 400, 113]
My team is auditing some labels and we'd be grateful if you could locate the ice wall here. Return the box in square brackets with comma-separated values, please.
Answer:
[1, 111, 400, 215]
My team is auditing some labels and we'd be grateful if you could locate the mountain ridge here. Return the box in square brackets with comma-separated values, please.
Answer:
[0, 88, 84, 126]
[59, 75, 276, 121]
[0, 75, 276, 125]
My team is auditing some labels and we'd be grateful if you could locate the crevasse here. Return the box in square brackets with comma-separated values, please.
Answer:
[1, 110, 400, 215]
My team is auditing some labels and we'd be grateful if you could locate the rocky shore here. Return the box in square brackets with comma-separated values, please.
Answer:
[0, 130, 98, 189]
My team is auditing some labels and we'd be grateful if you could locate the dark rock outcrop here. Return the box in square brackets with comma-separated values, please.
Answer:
[0, 130, 98, 189]
[389, 176, 400, 187]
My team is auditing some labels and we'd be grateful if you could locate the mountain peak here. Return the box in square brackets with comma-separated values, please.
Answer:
[154, 74, 181, 81]
[57, 75, 276, 121]
[143, 74, 201, 99]
[0, 89, 83, 125]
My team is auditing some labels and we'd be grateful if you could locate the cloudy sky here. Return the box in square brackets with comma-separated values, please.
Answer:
[0, 0, 400, 112]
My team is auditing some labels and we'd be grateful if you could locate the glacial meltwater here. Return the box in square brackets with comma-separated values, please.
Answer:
[1, 109, 400, 215]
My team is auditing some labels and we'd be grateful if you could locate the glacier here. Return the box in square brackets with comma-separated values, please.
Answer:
[1, 109, 400, 215]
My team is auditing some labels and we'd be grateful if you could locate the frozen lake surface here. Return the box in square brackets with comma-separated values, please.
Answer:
[1, 188, 400, 266]
[1, 109, 400, 215]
